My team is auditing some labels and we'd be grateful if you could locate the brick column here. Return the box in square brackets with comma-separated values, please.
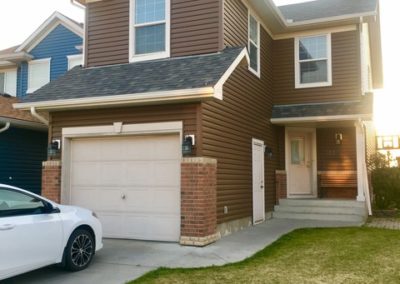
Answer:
[42, 160, 62, 203]
[275, 170, 287, 204]
[180, 157, 220, 246]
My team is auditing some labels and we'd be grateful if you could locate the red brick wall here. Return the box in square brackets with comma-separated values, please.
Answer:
[42, 160, 61, 203]
[275, 171, 287, 204]
[181, 158, 217, 239]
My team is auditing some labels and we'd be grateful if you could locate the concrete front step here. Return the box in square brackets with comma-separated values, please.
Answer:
[273, 199, 367, 223]
[272, 211, 365, 223]
[278, 199, 365, 208]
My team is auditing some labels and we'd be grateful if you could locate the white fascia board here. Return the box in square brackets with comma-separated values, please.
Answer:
[214, 48, 249, 100]
[0, 52, 33, 62]
[13, 87, 214, 111]
[0, 117, 48, 131]
[270, 114, 372, 124]
[16, 11, 83, 53]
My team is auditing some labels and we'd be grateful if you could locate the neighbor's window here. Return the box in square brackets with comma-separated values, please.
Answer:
[0, 70, 17, 96]
[27, 58, 51, 93]
[130, 0, 170, 62]
[67, 54, 83, 70]
[248, 13, 260, 77]
[295, 34, 331, 88]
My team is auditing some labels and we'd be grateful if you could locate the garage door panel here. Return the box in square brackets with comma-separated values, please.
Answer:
[69, 134, 181, 242]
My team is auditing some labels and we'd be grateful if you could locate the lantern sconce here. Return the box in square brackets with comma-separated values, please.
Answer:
[48, 139, 61, 158]
[335, 133, 343, 145]
[264, 146, 273, 159]
[182, 135, 195, 156]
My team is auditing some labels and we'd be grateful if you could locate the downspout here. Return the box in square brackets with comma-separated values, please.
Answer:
[0, 122, 11, 133]
[30, 107, 49, 126]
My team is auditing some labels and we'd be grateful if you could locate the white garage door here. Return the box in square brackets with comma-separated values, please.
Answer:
[69, 134, 181, 242]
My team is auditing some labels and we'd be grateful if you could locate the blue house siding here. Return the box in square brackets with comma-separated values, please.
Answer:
[17, 24, 82, 97]
[0, 127, 47, 194]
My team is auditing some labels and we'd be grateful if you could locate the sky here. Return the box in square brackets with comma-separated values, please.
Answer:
[0, 0, 398, 134]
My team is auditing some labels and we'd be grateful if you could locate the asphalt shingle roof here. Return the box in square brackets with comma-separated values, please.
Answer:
[21, 47, 245, 103]
[279, 0, 377, 23]
[272, 95, 373, 119]
[0, 94, 41, 123]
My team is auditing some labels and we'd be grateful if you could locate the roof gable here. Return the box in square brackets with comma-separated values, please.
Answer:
[16, 11, 83, 53]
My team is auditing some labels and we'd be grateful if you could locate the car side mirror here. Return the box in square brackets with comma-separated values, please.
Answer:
[43, 201, 61, 214]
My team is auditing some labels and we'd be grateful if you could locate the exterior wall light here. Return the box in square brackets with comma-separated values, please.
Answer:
[48, 139, 61, 158]
[182, 135, 195, 156]
[335, 133, 343, 145]
[264, 146, 273, 159]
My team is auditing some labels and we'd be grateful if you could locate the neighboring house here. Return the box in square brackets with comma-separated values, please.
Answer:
[15, 0, 382, 246]
[0, 12, 83, 193]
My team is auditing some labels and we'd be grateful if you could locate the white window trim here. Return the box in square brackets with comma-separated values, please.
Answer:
[67, 54, 83, 70]
[129, 0, 171, 63]
[27, 58, 51, 94]
[248, 12, 261, 78]
[0, 68, 17, 96]
[295, 33, 332, 89]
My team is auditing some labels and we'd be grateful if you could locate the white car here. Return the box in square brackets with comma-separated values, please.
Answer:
[0, 184, 103, 280]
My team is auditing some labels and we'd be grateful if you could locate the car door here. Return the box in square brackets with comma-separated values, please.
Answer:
[0, 187, 63, 280]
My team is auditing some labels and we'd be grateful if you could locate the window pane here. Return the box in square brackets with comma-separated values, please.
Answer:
[0, 188, 45, 217]
[291, 139, 304, 165]
[299, 36, 327, 60]
[28, 60, 50, 93]
[0, 73, 4, 92]
[300, 60, 328, 84]
[135, 0, 165, 24]
[135, 24, 166, 54]
[249, 43, 258, 71]
[249, 15, 258, 44]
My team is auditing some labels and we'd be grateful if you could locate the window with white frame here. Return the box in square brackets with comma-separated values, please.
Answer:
[295, 34, 331, 88]
[248, 13, 260, 76]
[130, 0, 170, 62]
[67, 54, 83, 70]
[27, 58, 51, 93]
[0, 70, 17, 96]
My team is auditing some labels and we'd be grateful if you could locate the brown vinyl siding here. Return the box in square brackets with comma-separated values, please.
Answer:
[317, 127, 357, 171]
[171, 0, 223, 57]
[223, 0, 248, 47]
[85, 0, 222, 67]
[50, 103, 199, 155]
[273, 30, 362, 104]
[202, 0, 277, 224]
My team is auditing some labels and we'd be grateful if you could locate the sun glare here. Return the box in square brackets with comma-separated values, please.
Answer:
[373, 0, 400, 136]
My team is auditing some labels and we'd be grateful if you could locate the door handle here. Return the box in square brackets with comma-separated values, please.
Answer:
[0, 224, 15, 231]
[121, 194, 126, 200]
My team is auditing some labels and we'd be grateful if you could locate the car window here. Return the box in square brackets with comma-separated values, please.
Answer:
[0, 187, 47, 218]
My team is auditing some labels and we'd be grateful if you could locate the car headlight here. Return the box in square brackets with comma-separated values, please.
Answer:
[92, 211, 99, 219]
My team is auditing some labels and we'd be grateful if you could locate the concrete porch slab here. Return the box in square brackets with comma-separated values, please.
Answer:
[4, 218, 362, 284]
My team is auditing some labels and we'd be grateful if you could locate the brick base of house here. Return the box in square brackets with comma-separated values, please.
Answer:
[42, 160, 62, 203]
[180, 157, 220, 247]
[275, 170, 287, 204]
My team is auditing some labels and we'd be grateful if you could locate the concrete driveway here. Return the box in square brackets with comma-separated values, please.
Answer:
[4, 218, 361, 284]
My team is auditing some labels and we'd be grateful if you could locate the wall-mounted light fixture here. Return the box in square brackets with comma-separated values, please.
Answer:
[335, 133, 343, 145]
[264, 146, 273, 159]
[48, 139, 61, 158]
[182, 135, 195, 156]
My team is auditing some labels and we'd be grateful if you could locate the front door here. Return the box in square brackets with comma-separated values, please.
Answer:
[252, 139, 265, 224]
[287, 129, 315, 197]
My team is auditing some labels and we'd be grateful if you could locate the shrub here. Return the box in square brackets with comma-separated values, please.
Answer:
[372, 168, 400, 210]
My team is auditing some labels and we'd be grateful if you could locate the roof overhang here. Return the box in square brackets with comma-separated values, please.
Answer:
[14, 48, 249, 112]
[0, 52, 33, 63]
[271, 114, 372, 125]
[0, 117, 47, 131]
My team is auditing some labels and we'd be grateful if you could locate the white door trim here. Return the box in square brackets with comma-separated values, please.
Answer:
[252, 138, 265, 224]
[285, 127, 318, 198]
[61, 121, 183, 205]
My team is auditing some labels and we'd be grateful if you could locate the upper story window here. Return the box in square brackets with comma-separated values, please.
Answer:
[0, 70, 17, 96]
[130, 0, 170, 62]
[67, 54, 83, 70]
[295, 34, 332, 88]
[27, 58, 51, 94]
[248, 13, 260, 77]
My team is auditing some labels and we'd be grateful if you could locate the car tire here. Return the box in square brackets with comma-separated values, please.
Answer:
[64, 229, 95, 271]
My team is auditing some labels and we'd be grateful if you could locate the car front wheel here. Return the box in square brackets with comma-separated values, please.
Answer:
[64, 229, 95, 271]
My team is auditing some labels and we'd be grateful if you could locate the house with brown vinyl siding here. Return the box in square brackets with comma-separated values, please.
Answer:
[14, 0, 382, 246]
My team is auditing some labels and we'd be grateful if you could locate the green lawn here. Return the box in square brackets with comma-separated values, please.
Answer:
[130, 227, 400, 284]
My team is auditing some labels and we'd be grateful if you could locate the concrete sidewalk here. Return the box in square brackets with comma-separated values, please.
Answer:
[4, 218, 361, 284]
